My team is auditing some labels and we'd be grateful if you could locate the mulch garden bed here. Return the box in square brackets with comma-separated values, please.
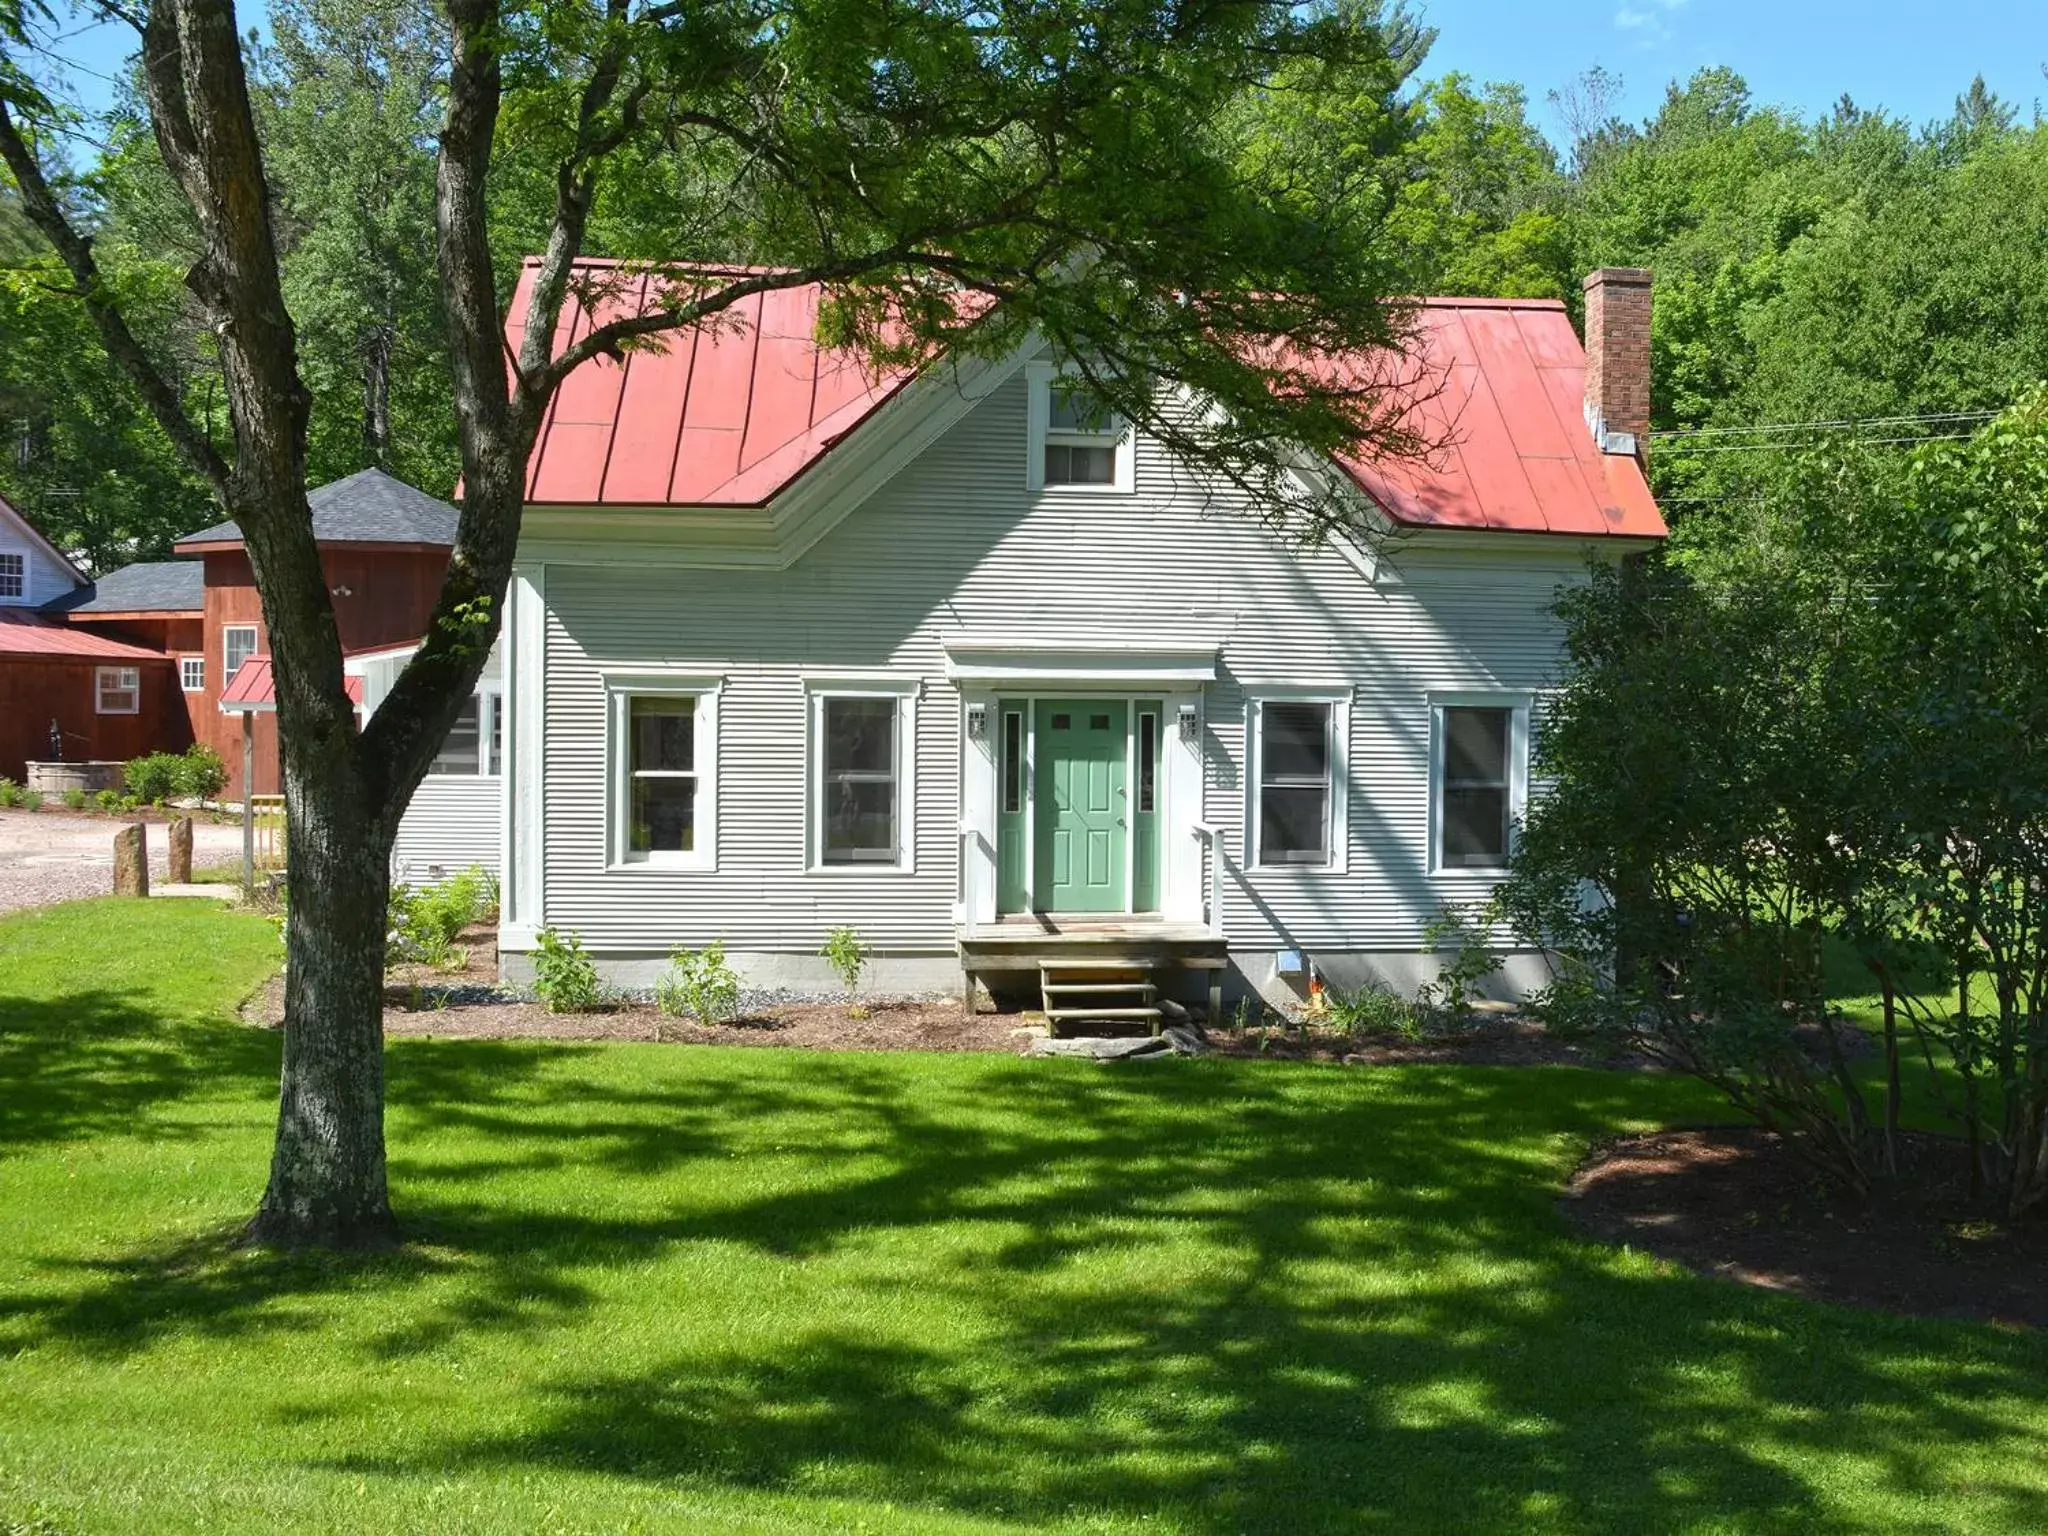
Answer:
[243, 930, 1649, 1066]
[1562, 1126, 2048, 1328]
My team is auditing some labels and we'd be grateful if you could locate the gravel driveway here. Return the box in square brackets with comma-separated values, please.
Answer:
[0, 809, 247, 915]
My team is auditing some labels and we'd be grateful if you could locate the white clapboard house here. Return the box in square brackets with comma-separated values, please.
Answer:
[395, 264, 1665, 1018]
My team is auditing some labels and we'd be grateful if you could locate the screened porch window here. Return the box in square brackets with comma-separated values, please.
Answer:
[428, 694, 502, 777]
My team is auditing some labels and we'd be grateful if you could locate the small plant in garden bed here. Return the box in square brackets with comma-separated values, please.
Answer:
[822, 925, 871, 1017]
[1322, 980, 1423, 1041]
[532, 925, 603, 1014]
[655, 940, 744, 1030]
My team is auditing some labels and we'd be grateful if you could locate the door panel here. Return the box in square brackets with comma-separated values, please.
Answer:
[1034, 699, 1126, 912]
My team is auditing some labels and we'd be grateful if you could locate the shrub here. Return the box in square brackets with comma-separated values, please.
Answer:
[177, 745, 228, 802]
[20, 790, 41, 811]
[0, 778, 22, 808]
[1414, 905, 1500, 1022]
[532, 926, 601, 1014]
[93, 789, 122, 812]
[122, 752, 183, 805]
[387, 864, 497, 968]
[655, 940, 742, 1025]
[821, 925, 870, 997]
[61, 787, 87, 810]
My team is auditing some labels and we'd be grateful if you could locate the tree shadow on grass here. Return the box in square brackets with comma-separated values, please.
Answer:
[11, 1042, 2048, 1532]
[0, 989, 279, 1155]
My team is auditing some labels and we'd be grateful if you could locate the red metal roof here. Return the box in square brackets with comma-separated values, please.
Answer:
[517, 268, 1663, 538]
[0, 609, 171, 660]
[513, 262, 920, 508]
[218, 655, 364, 713]
[1329, 299, 1664, 538]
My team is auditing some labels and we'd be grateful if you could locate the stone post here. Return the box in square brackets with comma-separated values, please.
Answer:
[114, 822, 149, 898]
[167, 816, 193, 884]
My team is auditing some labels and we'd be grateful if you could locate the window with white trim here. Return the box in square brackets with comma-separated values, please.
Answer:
[0, 550, 23, 601]
[429, 693, 503, 776]
[1257, 701, 1332, 864]
[96, 666, 140, 715]
[180, 655, 206, 692]
[222, 625, 257, 688]
[1248, 692, 1349, 872]
[1435, 704, 1521, 870]
[807, 681, 918, 872]
[1026, 363, 1134, 492]
[603, 677, 717, 870]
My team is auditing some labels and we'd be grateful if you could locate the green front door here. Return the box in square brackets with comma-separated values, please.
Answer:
[1034, 699, 1127, 913]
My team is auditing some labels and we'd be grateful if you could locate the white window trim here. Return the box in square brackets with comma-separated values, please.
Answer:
[0, 547, 25, 603]
[179, 655, 206, 693]
[600, 670, 722, 873]
[221, 624, 257, 689]
[1025, 360, 1136, 494]
[1428, 691, 1531, 878]
[1244, 687, 1351, 875]
[806, 675, 920, 876]
[96, 666, 140, 716]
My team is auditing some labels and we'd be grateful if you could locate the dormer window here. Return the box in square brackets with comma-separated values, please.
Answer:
[1027, 363, 1134, 493]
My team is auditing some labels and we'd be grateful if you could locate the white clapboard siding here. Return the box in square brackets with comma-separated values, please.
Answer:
[538, 373, 1604, 955]
[0, 502, 82, 607]
[393, 776, 502, 885]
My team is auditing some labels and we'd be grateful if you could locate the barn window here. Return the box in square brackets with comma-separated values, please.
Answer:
[96, 666, 140, 715]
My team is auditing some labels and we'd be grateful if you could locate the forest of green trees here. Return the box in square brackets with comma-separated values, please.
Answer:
[2, 0, 2042, 572]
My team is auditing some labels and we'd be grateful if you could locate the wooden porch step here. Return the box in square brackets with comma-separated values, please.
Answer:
[1046, 1006, 1164, 1024]
[1042, 982, 1158, 998]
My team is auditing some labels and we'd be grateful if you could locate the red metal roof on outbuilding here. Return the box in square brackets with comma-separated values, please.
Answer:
[0, 609, 172, 660]
[218, 656, 365, 713]
[517, 267, 1664, 538]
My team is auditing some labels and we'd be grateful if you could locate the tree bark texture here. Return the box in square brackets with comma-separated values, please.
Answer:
[247, 767, 398, 1248]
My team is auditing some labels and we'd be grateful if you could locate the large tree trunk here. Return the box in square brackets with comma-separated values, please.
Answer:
[246, 675, 400, 1248]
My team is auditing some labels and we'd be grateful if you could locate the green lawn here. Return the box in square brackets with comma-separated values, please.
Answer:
[3, 902, 2046, 1534]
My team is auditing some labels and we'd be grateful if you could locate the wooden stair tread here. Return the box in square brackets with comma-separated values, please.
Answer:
[1046, 1006, 1163, 1022]
[1042, 982, 1158, 996]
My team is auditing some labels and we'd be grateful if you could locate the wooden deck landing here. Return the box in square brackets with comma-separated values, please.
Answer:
[956, 916, 1228, 1018]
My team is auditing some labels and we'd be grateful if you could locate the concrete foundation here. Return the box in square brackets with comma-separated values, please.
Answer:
[499, 936, 1559, 1009]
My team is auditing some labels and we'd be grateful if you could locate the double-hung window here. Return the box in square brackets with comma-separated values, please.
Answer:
[0, 550, 23, 601]
[428, 694, 503, 777]
[222, 625, 257, 689]
[604, 675, 719, 870]
[809, 680, 918, 872]
[1028, 363, 1134, 492]
[96, 666, 140, 715]
[1433, 700, 1526, 872]
[1249, 693, 1349, 871]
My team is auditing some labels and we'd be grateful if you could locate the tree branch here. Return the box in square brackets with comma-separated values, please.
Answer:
[0, 98, 229, 492]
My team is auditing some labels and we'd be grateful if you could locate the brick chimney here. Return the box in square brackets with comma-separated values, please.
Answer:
[1582, 267, 1652, 460]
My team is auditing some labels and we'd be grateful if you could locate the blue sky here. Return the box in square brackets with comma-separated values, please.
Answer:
[1420, 0, 2045, 141]
[29, 0, 2048, 150]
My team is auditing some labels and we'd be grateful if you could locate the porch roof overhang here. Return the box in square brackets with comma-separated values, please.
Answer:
[941, 636, 1220, 688]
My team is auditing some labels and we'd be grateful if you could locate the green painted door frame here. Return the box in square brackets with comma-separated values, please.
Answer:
[1035, 699, 1126, 914]
[992, 697, 1164, 917]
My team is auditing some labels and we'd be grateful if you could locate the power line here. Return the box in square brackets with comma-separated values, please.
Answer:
[1668, 430, 1984, 456]
[1651, 409, 2000, 441]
